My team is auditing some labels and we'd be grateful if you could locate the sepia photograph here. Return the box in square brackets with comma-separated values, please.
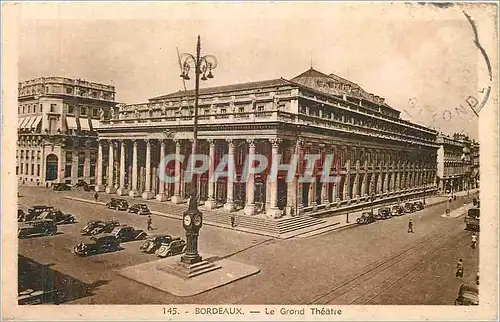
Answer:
[1, 1, 498, 321]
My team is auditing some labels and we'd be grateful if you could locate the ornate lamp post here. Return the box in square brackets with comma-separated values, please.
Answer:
[178, 36, 218, 265]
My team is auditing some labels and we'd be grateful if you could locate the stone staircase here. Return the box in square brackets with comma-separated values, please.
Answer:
[203, 211, 326, 237]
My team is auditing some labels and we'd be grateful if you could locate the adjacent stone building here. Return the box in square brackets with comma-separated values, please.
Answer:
[17, 77, 116, 185]
[97, 68, 439, 218]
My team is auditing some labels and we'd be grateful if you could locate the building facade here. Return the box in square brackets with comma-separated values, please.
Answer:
[17, 77, 116, 185]
[97, 68, 439, 219]
[436, 133, 478, 193]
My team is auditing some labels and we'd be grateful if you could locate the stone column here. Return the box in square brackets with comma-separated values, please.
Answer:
[224, 139, 236, 212]
[156, 140, 168, 201]
[171, 140, 183, 204]
[204, 139, 217, 209]
[129, 140, 140, 197]
[95, 140, 105, 191]
[244, 139, 256, 215]
[376, 162, 383, 194]
[361, 160, 368, 197]
[116, 140, 128, 195]
[142, 139, 154, 199]
[71, 149, 78, 185]
[352, 159, 360, 201]
[383, 164, 389, 194]
[83, 151, 91, 183]
[285, 140, 300, 216]
[106, 141, 116, 193]
[266, 138, 282, 218]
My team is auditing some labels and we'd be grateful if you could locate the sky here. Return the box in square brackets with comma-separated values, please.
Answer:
[17, 2, 495, 140]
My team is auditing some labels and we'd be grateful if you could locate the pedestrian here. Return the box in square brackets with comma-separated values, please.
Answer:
[94, 192, 99, 203]
[45, 182, 49, 188]
[407, 218, 414, 233]
[230, 214, 235, 228]
[147, 215, 152, 231]
[456, 259, 464, 277]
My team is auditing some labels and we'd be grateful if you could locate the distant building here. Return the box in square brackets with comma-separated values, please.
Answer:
[436, 133, 478, 193]
[16, 77, 116, 185]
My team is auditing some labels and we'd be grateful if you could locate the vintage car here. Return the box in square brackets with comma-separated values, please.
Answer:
[391, 204, 405, 216]
[80, 220, 121, 236]
[356, 212, 377, 224]
[413, 201, 425, 211]
[140, 235, 178, 253]
[18, 220, 57, 239]
[52, 183, 71, 191]
[18, 205, 55, 222]
[74, 181, 96, 192]
[455, 283, 479, 305]
[109, 225, 148, 242]
[106, 198, 129, 211]
[404, 202, 416, 213]
[36, 209, 76, 225]
[155, 238, 187, 258]
[128, 204, 152, 215]
[73, 234, 120, 257]
[377, 207, 393, 219]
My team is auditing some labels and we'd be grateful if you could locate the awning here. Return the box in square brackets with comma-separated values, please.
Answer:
[18, 117, 25, 127]
[66, 117, 78, 129]
[90, 119, 100, 130]
[21, 116, 34, 129]
[29, 116, 42, 130]
[25, 116, 37, 129]
[79, 118, 91, 131]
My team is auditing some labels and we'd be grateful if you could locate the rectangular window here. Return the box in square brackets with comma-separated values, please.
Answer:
[66, 87, 73, 94]
[257, 106, 264, 112]
[40, 104, 43, 112]
[37, 164, 40, 176]
[25, 163, 28, 174]
[81, 106, 87, 116]
[50, 104, 56, 112]
[66, 151, 72, 163]
[22, 106, 25, 114]
[31, 164, 34, 175]
[220, 108, 226, 114]
[204, 109, 210, 115]
[68, 105, 74, 114]
[238, 107, 245, 113]
[92, 108, 98, 117]
[20, 163, 23, 174]
[20, 150, 24, 159]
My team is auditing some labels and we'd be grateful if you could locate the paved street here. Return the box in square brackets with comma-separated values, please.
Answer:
[18, 186, 479, 305]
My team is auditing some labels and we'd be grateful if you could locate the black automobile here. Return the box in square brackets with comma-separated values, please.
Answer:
[413, 201, 425, 211]
[36, 209, 76, 225]
[109, 226, 148, 242]
[18, 205, 55, 222]
[106, 198, 129, 211]
[128, 204, 152, 215]
[356, 212, 377, 224]
[455, 283, 479, 305]
[75, 181, 96, 192]
[404, 202, 416, 213]
[391, 204, 405, 216]
[73, 234, 120, 257]
[377, 207, 393, 219]
[80, 220, 121, 236]
[18, 220, 57, 239]
[140, 235, 178, 253]
[53, 183, 71, 191]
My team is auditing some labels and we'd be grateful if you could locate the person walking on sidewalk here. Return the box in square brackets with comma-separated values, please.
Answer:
[230, 214, 236, 228]
[94, 192, 99, 203]
[147, 215, 153, 231]
[407, 218, 414, 233]
[456, 259, 464, 277]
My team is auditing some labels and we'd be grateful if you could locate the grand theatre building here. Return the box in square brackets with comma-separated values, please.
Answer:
[97, 68, 439, 218]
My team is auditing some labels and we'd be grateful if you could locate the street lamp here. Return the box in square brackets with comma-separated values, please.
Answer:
[178, 36, 218, 265]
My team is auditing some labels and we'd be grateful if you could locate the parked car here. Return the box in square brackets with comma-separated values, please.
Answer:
[106, 198, 129, 211]
[52, 183, 71, 191]
[18, 220, 57, 239]
[36, 209, 76, 225]
[391, 204, 405, 216]
[404, 202, 416, 213]
[455, 283, 479, 305]
[413, 201, 425, 211]
[140, 235, 178, 253]
[377, 207, 393, 219]
[155, 238, 187, 258]
[356, 212, 377, 224]
[18, 205, 55, 222]
[75, 181, 96, 192]
[81, 220, 121, 236]
[109, 225, 147, 242]
[73, 234, 120, 257]
[128, 204, 152, 215]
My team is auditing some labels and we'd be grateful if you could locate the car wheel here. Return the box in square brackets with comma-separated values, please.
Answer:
[166, 251, 172, 257]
